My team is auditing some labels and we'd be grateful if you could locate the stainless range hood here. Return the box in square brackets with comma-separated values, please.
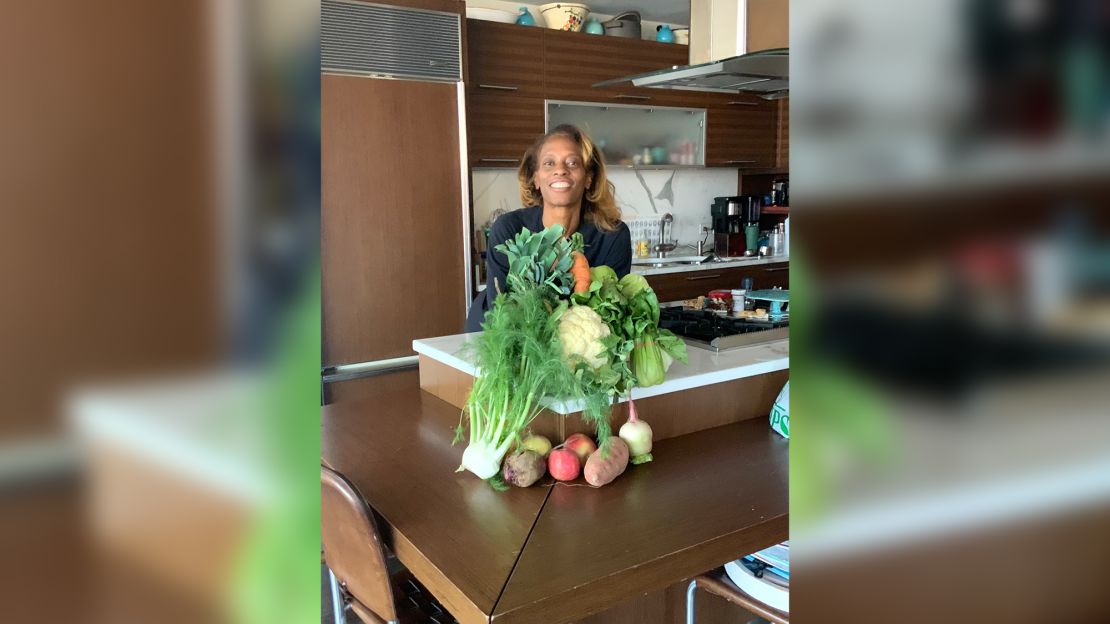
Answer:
[593, 48, 788, 99]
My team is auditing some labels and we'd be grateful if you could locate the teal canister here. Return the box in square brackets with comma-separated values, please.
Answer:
[584, 18, 604, 35]
[515, 7, 535, 26]
[655, 24, 675, 43]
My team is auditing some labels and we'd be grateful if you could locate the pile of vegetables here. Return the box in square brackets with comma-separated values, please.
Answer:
[455, 224, 687, 484]
[570, 267, 688, 389]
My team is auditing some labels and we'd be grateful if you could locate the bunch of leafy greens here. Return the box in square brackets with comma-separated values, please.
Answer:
[455, 225, 586, 481]
[571, 267, 688, 389]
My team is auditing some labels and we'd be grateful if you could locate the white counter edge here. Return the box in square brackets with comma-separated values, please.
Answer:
[631, 256, 788, 277]
[413, 334, 788, 414]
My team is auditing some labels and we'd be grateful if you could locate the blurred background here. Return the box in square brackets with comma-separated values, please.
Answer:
[790, 0, 1110, 622]
[0, 0, 320, 622]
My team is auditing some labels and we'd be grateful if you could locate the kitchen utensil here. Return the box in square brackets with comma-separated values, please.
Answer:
[539, 3, 590, 31]
[515, 7, 536, 25]
[655, 24, 675, 43]
[603, 11, 641, 38]
[466, 7, 517, 23]
[583, 18, 604, 34]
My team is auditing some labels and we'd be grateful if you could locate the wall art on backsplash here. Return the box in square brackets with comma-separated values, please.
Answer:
[470, 168, 738, 251]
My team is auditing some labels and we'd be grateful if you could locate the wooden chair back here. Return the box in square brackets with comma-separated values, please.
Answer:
[321, 465, 398, 623]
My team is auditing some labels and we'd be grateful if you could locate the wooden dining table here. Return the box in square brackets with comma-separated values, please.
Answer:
[322, 369, 789, 624]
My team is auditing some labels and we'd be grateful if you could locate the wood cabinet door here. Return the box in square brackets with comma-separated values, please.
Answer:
[543, 30, 697, 106]
[705, 97, 778, 168]
[323, 75, 466, 366]
[467, 92, 545, 166]
[466, 20, 544, 98]
[645, 263, 789, 302]
[775, 98, 790, 169]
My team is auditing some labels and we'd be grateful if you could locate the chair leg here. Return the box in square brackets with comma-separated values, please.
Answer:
[328, 567, 347, 624]
[686, 579, 698, 624]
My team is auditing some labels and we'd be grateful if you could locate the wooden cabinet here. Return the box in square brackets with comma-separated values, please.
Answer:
[323, 75, 467, 365]
[645, 262, 789, 303]
[467, 92, 544, 165]
[466, 20, 544, 98]
[464, 21, 786, 168]
[775, 98, 790, 169]
[705, 96, 779, 168]
[466, 19, 545, 165]
[542, 29, 697, 107]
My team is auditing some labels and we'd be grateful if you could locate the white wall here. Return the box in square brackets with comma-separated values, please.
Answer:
[471, 168, 738, 249]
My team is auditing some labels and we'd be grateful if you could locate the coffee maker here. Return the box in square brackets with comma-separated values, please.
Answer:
[711, 195, 761, 256]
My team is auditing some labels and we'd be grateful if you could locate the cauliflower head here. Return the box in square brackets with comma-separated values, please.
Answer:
[558, 305, 611, 370]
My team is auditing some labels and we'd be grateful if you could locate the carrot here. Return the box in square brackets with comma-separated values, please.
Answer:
[571, 251, 591, 293]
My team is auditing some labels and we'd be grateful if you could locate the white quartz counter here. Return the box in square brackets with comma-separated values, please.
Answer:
[631, 255, 788, 277]
[413, 332, 788, 414]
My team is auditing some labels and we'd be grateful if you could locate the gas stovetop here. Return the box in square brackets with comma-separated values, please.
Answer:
[659, 308, 789, 352]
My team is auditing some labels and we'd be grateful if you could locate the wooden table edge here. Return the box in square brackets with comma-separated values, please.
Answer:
[490, 512, 789, 624]
[387, 523, 495, 624]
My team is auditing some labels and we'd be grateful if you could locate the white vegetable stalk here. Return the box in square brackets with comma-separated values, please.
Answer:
[461, 441, 513, 480]
[458, 370, 543, 480]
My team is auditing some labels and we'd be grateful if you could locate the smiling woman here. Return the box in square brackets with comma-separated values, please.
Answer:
[465, 124, 632, 332]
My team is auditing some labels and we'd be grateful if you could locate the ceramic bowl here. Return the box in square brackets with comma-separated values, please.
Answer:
[539, 3, 590, 32]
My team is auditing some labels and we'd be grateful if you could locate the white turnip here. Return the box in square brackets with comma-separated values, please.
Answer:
[618, 399, 653, 464]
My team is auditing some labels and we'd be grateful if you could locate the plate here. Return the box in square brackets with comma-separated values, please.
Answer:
[465, 7, 517, 23]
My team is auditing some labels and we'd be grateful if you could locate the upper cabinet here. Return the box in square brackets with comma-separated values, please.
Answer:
[467, 20, 544, 98]
[464, 20, 785, 170]
[705, 96, 779, 168]
[542, 30, 698, 107]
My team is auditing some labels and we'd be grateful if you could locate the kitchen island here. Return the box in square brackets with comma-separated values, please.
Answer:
[414, 333, 788, 442]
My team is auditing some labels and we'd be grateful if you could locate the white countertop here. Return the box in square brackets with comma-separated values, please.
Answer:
[413, 332, 788, 414]
[632, 255, 788, 277]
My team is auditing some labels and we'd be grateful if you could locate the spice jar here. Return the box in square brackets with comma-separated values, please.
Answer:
[730, 289, 747, 317]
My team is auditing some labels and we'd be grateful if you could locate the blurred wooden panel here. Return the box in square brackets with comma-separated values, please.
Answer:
[322, 75, 466, 366]
[0, 1, 219, 438]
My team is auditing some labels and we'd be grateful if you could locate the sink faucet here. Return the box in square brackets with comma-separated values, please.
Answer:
[653, 213, 675, 258]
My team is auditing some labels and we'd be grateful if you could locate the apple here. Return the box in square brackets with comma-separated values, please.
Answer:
[563, 433, 597, 466]
[547, 448, 581, 481]
[520, 434, 552, 457]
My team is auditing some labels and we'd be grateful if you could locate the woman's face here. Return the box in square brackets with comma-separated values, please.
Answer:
[532, 136, 592, 211]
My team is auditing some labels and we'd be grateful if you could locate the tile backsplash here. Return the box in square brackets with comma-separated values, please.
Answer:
[471, 168, 738, 252]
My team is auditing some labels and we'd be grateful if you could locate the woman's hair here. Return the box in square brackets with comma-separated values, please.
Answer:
[517, 124, 622, 232]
